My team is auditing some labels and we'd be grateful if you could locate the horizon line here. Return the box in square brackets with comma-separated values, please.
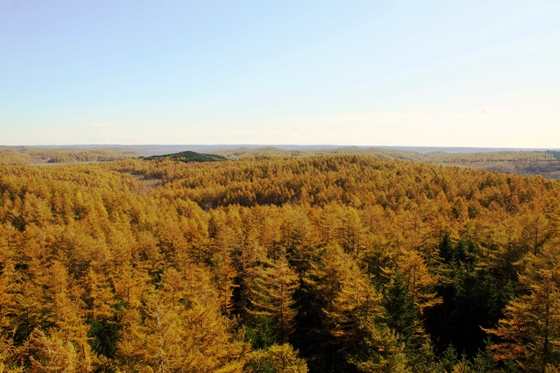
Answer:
[1, 144, 559, 150]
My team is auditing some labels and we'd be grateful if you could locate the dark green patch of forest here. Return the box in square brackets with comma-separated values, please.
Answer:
[142, 150, 227, 163]
[547, 150, 560, 161]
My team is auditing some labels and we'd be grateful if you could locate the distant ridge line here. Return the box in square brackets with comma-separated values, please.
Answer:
[5, 144, 558, 157]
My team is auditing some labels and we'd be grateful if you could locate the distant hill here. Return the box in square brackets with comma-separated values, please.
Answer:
[212, 147, 560, 180]
[3, 145, 560, 179]
[547, 150, 560, 161]
[214, 146, 422, 161]
[142, 150, 227, 163]
[0, 147, 132, 166]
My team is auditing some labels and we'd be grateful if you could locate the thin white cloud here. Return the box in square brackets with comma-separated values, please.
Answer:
[478, 106, 497, 113]
[279, 125, 303, 131]
[90, 123, 113, 128]
[336, 114, 374, 122]
[479, 106, 512, 113]
[337, 113, 433, 122]
[401, 115, 433, 122]
[201, 130, 259, 139]
[454, 114, 485, 120]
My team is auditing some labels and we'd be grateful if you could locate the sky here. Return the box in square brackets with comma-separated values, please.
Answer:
[1, 1, 559, 147]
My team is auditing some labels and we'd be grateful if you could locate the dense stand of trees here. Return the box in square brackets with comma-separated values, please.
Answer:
[0, 148, 131, 166]
[215, 147, 558, 164]
[547, 151, 560, 162]
[142, 151, 227, 163]
[1, 155, 560, 372]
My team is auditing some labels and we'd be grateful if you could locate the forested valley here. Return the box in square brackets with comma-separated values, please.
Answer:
[2, 154, 560, 372]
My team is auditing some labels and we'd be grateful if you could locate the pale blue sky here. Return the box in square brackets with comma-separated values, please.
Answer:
[1, 0, 559, 146]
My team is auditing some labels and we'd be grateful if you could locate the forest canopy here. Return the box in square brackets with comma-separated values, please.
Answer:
[141, 150, 227, 163]
[2, 145, 560, 179]
[1, 154, 560, 372]
[0, 147, 132, 166]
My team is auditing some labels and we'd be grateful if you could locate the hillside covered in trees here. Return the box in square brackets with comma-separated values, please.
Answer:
[0, 147, 132, 166]
[215, 147, 560, 180]
[1, 154, 560, 372]
[142, 150, 227, 163]
[2, 145, 560, 180]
